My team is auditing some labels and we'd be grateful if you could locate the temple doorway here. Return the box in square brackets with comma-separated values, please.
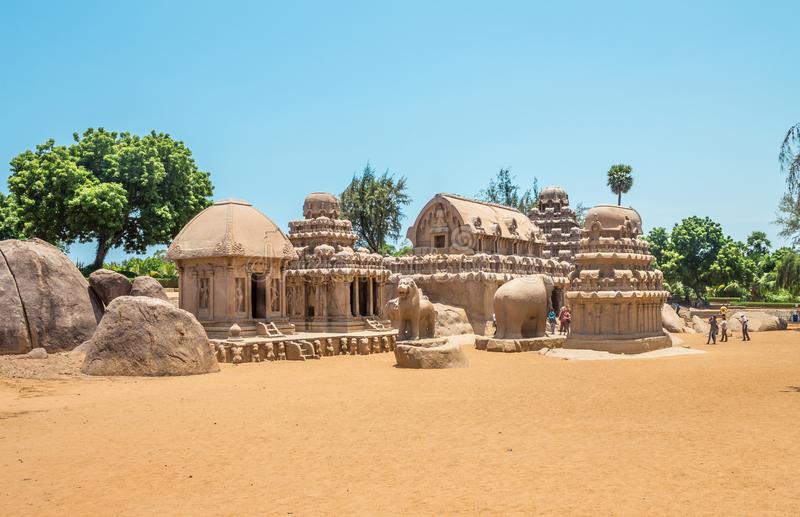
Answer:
[251, 275, 266, 319]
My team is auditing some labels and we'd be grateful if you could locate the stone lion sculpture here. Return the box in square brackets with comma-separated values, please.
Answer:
[384, 277, 436, 340]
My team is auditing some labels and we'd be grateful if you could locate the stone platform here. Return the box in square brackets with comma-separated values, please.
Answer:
[475, 335, 566, 353]
[563, 334, 672, 355]
[210, 329, 398, 364]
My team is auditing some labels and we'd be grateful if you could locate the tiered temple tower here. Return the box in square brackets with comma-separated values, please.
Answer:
[528, 186, 581, 262]
[564, 205, 670, 354]
[285, 192, 391, 332]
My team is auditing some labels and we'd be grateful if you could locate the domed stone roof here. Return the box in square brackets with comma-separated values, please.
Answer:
[167, 199, 292, 260]
[583, 205, 643, 235]
[303, 192, 341, 219]
[538, 186, 569, 206]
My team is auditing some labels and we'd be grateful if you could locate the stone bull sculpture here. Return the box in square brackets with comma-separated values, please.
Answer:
[493, 275, 554, 339]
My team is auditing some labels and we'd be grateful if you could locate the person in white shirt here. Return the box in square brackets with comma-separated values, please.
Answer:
[740, 313, 750, 341]
[719, 317, 728, 342]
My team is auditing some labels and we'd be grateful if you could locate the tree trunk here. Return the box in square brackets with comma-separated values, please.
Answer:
[618, 191, 622, 206]
[91, 239, 110, 272]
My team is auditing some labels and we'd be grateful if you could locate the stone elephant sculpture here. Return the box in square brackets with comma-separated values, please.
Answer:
[493, 275, 554, 339]
[384, 277, 436, 340]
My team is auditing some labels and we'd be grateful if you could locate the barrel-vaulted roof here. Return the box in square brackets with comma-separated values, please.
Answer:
[408, 193, 541, 242]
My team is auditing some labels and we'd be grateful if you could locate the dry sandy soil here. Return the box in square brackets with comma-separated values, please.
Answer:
[2, 330, 799, 516]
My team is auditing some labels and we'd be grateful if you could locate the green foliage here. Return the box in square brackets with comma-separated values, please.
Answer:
[340, 163, 411, 253]
[662, 216, 725, 299]
[775, 250, 800, 296]
[775, 191, 800, 246]
[103, 249, 177, 279]
[745, 231, 771, 261]
[5, 128, 213, 270]
[477, 168, 539, 214]
[709, 240, 756, 292]
[606, 164, 633, 206]
[644, 226, 669, 267]
[573, 202, 588, 226]
[379, 242, 412, 257]
[779, 123, 800, 196]
[0, 192, 20, 240]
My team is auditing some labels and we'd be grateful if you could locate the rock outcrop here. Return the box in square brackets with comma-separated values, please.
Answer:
[726, 311, 788, 332]
[81, 296, 218, 376]
[691, 315, 710, 334]
[0, 239, 102, 354]
[130, 276, 169, 301]
[394, 340, 469, 369]
[433, 303, 473, 337]
[88, 268, 132, 306]
[661, 304, 687, 333]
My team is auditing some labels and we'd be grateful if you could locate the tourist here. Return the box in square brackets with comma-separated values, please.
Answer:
[719, 317, 728, 342]
[720, 305, 728, 319]
[557, 306, 566, 333]
[740, 313, 750, 341]
[548, 308, 557, 335]
[560, 306, 571, 335]
[707, 315, 718, 344]
[674, 302, 681, 316]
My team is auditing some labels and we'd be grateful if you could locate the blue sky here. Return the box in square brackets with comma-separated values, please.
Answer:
[1, 0, 798, 263]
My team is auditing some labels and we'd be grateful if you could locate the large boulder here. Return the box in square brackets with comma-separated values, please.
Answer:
[661, 304, 687, 333]
[88, 268, 131, 306]
[130, 276, 169, 301]
[394, 340, 469, 369]
[0, 239, 102, 354]
[726, 311, 788, 332]
[81, 296, 218, 376]
[433, 303, 473, 337]
[691, 315, 710, 334]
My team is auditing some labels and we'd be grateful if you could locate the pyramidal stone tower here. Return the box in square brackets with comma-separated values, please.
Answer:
[528, 186, 581, 262]
[564, 205, 670, 354]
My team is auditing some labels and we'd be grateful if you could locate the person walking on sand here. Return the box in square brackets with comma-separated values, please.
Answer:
[707, 315, 718, 344]
[719, 317, 728, 342]
[560, 306, 572, 335]
[548, 308, 557, 335]
[557, 306, 566, 334]
[740, 313, 750, 341]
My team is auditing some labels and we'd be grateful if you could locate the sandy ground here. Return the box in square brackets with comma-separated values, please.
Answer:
[1, 330, 799, 516]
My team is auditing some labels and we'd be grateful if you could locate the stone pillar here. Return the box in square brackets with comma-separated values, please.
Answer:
[367, 277, 374, 316]
[353, 279, 359, 317]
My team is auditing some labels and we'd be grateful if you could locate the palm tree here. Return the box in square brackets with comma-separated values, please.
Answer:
[606, 164, 633, 206]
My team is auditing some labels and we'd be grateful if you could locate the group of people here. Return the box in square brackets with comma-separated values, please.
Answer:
[548, 306, 571, 336]
[706, 306, 751, 345]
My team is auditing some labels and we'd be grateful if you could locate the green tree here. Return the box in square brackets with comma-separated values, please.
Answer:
[0, 192, 20, 240]
[779, 123, 800, 195]
[606, 164, 633, 206]
[644, 226, 670, 267]
[710, 239, 756, 295]
[477, 168, 539, 214]
[667, 216, 725, 299]
[775, 191, 800, 246]
[7, 128, 213, 269]
[745, 230, 771, 261]
[775, 250, 800, 296]
[340, 163, 411, 253]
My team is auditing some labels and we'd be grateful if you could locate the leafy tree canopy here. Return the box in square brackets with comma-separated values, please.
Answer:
[340, 163, 411, 253]
[606, 163, 633, 206]
[477, 168, 539, 214]
[0, 192, 20, 240]
[6, 128, 213, 269]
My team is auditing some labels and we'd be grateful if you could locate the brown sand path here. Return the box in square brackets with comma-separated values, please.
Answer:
[1, 331, 799, 516]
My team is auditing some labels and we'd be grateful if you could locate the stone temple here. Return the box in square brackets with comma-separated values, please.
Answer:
[384, 193, 572, 334]
[564, 205, 670, 353]
[167, 194, 396, 353]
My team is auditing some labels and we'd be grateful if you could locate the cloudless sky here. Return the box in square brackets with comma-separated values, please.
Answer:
[1, 0, 798, 263]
